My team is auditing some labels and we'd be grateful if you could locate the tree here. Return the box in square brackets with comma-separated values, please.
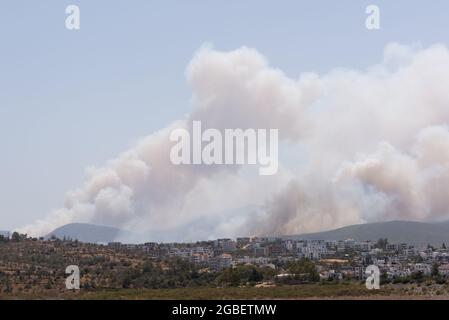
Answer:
[411, 271, 424, 283]
[431, 263, 440, 278]
[11, 232, 20, 242]
[286, 259, 320, 282]
[122, 277, 131, 288]
[380, 271, 390, 285]
[11, 232, 27, 242]
[216, 265, 265, 287]
[376, 238, 388, 250]
[248, 267, 263, 283]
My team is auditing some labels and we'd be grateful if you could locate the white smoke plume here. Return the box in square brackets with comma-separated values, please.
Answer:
[19, 43, 449, 240]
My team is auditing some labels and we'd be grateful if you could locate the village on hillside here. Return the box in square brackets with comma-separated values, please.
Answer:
[1, 232, 449, 298]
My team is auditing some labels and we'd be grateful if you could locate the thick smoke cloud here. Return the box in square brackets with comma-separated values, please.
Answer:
[246, 43, 449, 236]
[19, 43, 449, 240]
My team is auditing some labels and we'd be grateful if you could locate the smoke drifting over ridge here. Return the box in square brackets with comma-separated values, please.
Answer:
[20, 43, 449, 241]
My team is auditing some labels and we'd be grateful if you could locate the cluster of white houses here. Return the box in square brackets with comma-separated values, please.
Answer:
[107, 237, 449, 278]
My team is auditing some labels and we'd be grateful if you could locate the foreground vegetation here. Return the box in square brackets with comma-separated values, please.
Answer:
[0, 283, 393, 300]
[4, 282, 449, 300]
[75, 284, 389, 300]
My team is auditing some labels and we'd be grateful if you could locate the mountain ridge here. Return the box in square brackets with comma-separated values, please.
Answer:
[282, 220, 449, 246]
[33, 220, 449, 246]
[45, 223, 133, 244]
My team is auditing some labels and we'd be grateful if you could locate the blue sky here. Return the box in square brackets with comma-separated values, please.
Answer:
[1, 0, 449, 230]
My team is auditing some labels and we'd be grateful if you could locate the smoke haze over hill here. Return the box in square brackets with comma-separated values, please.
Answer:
[19, 43, 449, 242]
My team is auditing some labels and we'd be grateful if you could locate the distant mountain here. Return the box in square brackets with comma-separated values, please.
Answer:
[46, 223, 133, 244]
[0, 230, 9, 238]
[45, 220, 449, 246]
[283, 220, 449, 247]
